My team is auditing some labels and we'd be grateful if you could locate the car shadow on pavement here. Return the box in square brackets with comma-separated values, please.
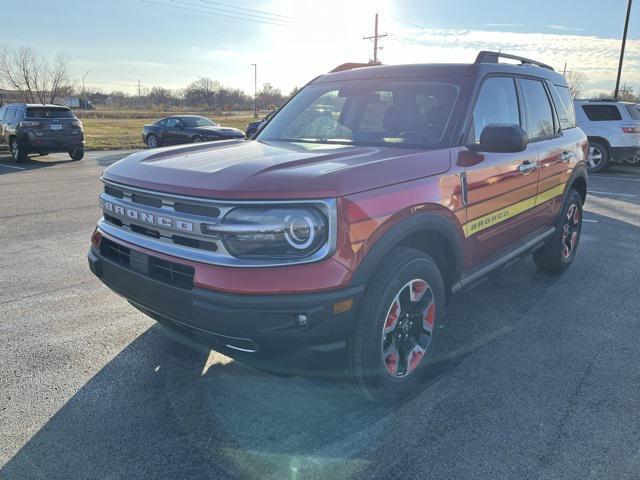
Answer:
[2, 210, 634, 480]
[0, 155, 77, 174]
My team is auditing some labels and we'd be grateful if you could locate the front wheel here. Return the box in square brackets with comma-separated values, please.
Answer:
[146, 133, 159, 149]
[345, 247, 445, 403]
[533, 189, 583, 273]
[69, 147, 84, 161]
[586, 140, 609, 173]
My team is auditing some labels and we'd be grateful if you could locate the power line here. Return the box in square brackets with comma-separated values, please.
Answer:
[199, 0, 293, 20]
[381, 13, 428, 31]
[172, 0, 294, 24]
[141, 0, 292, 27]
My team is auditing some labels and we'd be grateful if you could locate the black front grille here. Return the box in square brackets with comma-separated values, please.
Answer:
[132, 194, 163, 208]
[174, 202, 220, 218]
[105, 186, 124, 199]
[149, 258, 195, 290]
[99, 237, 194, 290]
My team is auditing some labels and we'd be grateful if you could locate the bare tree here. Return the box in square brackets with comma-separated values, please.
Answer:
[0, 46, 71, 104]
[564, 70, 586, 99]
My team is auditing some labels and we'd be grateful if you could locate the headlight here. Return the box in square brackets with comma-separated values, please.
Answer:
[201, 206, 329, 259]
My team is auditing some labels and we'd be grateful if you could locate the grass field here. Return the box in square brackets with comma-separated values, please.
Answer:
[78, 109, 259, 150]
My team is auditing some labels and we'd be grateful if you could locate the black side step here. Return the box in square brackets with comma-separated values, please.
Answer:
[451, 227, 555, 294]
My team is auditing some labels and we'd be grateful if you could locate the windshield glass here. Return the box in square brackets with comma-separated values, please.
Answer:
[182, 116, 217, 127]
[25, 107, 75, 119]
[258, 79, 460, 148]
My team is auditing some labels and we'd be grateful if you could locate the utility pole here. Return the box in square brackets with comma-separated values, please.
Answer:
[137, 79, 142, 100]
[363, 12, 387, 64]
[81, 69, 92, 109]
[251, 63, 258, 119]
[614, 0, 633, 99]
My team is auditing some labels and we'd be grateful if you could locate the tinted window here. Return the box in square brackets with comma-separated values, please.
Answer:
[624, 104, 640, 120]
[470, 77, 520, 144]
[550, 84, 576, 129]
[182, 117, 216, 127]
[582, 104, 622, 121]
[520, 79, 555, 140]
[25, 107, 74, 119]
[165, 118, 181, 128]
[0, 108, 5, 121]
[6, 107, 16, 120]
[260, 80, 461, 149]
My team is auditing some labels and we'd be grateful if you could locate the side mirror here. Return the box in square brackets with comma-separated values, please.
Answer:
[469, 124, 528, 153]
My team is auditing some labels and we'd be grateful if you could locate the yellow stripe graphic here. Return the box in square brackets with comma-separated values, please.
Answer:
[463, 183, 565, 237]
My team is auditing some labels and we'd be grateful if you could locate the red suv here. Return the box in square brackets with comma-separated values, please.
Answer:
[89, 51, 588, 402]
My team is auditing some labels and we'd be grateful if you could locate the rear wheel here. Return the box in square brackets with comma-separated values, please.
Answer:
[586, 140, 609, 173]
[345, 247, 445, 403]
[533, 189, 583, 273]
[10, 138, 27, 162]
[69, 147, 84, 161]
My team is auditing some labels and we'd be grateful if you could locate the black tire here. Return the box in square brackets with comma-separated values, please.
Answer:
[587, 140, 609, 173]
[146, 133, 159, 149]
[10, 138, 27, 162]
[345, 247, 445, 403]
[69, 148, 84, 161]
[533, 189, 583, 274]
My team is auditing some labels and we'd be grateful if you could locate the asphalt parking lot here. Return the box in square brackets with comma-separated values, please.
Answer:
[1, 151, 639, 480]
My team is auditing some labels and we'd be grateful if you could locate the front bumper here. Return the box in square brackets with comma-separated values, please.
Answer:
[88, 243, 363, 373]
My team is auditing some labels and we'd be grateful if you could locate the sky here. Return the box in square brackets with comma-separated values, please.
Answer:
[1, 0, 639, 97]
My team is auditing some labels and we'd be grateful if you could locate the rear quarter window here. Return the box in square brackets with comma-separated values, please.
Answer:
[25, 107, 75, 119]
[624, 104, 640, 120]
[581, 104, 622, 121]
[550, 85, 576, 129]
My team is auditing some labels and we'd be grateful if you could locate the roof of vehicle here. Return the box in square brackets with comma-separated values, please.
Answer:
[2, 103, 71, 109]
[574, 99, 637, 105]
[315, 51, 567, 86]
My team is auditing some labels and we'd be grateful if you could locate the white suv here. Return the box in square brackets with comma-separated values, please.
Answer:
[574, 99, 640, 172]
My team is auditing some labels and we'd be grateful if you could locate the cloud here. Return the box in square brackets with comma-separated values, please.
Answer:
[546, 25, 584, 32]
[483, 23, 525, 27]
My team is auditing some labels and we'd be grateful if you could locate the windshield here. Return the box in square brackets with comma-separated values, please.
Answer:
[25, 107, 75, 119]
[181, 117, 217, 127]
[258, 79, 460, 148]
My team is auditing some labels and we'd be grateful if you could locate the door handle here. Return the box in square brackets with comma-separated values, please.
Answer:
[518, 161, 538, 174]
[561, 151, 574, 162]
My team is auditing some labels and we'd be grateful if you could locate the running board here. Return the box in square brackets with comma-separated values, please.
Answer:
[451, 227, 555, 294]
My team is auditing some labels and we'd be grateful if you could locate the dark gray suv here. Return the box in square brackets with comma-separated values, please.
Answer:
[0, 103, 85, 162]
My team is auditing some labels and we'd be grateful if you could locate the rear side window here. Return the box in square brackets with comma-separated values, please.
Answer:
[519, 78, 555, 140]
[469, 76, 520, 144]
[5, 107, 16, 120]
[25, 107, 74, 119]
[581, 105, 622, 121]
[624, 104, 640, 120]
[549, 85, 576, 129]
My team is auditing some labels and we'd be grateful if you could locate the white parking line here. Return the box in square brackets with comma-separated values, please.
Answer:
[0, 163, 25, 170]
[583, 219, 599, 223]
[589, 190, 637, 198]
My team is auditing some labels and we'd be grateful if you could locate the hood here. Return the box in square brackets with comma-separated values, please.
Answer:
[103, 140, 451, 199]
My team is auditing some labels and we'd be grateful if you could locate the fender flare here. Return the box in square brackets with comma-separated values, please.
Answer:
[566, 163, 588, 204]
[349, 212, 465, 286]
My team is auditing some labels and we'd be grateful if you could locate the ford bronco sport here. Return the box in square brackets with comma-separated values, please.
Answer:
[88, 51, 588, 402]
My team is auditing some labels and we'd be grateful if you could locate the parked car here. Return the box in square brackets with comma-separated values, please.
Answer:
[574, 99, 640, 172]
[142, 115, 245, 148]
[89, 51, 588, 403]
[245, 111, 276, 138]
[0, 103, 85, 162]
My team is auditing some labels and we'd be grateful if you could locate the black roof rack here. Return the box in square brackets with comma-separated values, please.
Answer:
[475, 51, 555, 71]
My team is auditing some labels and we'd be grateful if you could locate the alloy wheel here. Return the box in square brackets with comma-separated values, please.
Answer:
[588, 146, 603, 169]
[561, 203, 581, 259]
[381, 278, 435, 378]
